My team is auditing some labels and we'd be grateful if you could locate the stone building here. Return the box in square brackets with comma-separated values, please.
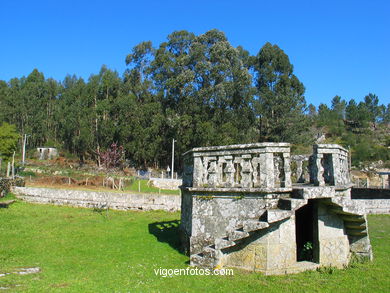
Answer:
[36, 147, 58, 160]
[180, 143, 372, 275]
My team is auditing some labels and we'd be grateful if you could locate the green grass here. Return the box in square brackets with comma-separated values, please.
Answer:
[0, 201, 389, 292]
[125, 179, 181, 195]
[0, 192, 16, 202]
[27, 177, 180, 195]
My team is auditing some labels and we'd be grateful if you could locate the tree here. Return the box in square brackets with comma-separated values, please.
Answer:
[125, 29, 257, 168]
[87, 66, 122, 165]
[254, 42, 309, 143]
[98, 142, 124, 169]
[0, 123, 19, 161]
[307, 104, 317, 117]
[57, 75, 94, 162]
[380, 104, 390, 123]
[331, 96, 346, 120]
[364, 93, 380, 125]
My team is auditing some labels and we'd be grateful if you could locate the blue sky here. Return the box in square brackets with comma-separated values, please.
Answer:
[1, 0, 389, 107]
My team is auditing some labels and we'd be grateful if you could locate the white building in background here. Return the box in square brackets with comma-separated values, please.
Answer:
[37, 147, 58, 160]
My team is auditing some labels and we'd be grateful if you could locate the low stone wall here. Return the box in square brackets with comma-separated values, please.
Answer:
[13, 187, 180, 212]
[352, 188, 390, 214]
[11, 186, 390, 214]
[150, 178, 182, 190]
[0, 177, 25, 197]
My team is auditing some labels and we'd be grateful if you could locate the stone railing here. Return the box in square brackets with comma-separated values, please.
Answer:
[310, 144, 350, 187]
[182, 143, 292, 190]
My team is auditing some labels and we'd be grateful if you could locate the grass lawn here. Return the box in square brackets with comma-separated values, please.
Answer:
[26, 178, 180, 196]
[0, 197, 389, 292]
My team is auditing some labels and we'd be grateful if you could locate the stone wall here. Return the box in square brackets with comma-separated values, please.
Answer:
[351, 188, 390, 214]
[222, 217, 297, 274]
[182, 193, 279, 256]
[150, 178, 182, 190]
[13, 187, 180, 212]
[0, 177, 25, 197]
[317, 203, 350, 267]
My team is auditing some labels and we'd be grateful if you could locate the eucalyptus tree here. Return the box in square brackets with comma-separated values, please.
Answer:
[87, 66, 122, 165]
[124, 29, 257, 167]
[124, 41, 165, 167]
[148, 30, 256, 156]
[57, 75, 93, 162]
[254, 42, 309, 144]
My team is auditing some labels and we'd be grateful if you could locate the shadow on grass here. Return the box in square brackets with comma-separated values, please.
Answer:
[148, 220, 184, 255]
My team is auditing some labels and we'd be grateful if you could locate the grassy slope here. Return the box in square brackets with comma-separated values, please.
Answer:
[26, 178, 180, 195]
[0, 200, 389, 292]
[125, 179, 181, 195]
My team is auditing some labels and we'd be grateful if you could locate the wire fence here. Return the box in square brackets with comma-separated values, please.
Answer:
[352, 177, 390, 189]
[135, 170, 181, 180]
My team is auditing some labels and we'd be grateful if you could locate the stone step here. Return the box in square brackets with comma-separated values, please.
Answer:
[346, 229, 368, 236]
[242, 220, 269, 232]
[266, 209, 293, 223]
[340, 215, 366, 223]
[330, 198, 366, 215]
[345, 222, 367, 230]
[227, 230, 250, 241]
[190, 254, 215, 268]
[330, 208, 360, 216]
[277, 198, 307, 211]
[190, 246, 220, 268]
[202, 246, 218, 257]
[215, 238, 236, 250]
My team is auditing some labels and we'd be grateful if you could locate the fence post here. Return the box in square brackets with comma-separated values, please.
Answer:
[6, 162, 10, 178]
[11, 151, 15, 179]
[138, 180, 141, 192]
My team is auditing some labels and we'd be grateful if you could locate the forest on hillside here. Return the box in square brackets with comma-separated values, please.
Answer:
[0, 29, 389, 169]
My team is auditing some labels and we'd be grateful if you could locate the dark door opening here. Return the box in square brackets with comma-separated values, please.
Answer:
[295, 199, 318, 262]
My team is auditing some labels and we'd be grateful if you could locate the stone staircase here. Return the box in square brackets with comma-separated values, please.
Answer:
[190, 197, 307, 268]
[190, 194, 371, 268]
[291, 186, 369, 239]
[321, 197, 369, 237]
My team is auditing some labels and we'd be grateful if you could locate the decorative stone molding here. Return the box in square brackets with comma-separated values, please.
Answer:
[310, 144, 351, 187]
[183, 143, 292, 191]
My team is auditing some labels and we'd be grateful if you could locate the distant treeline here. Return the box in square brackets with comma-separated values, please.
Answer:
[0, 29, 389, 168]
